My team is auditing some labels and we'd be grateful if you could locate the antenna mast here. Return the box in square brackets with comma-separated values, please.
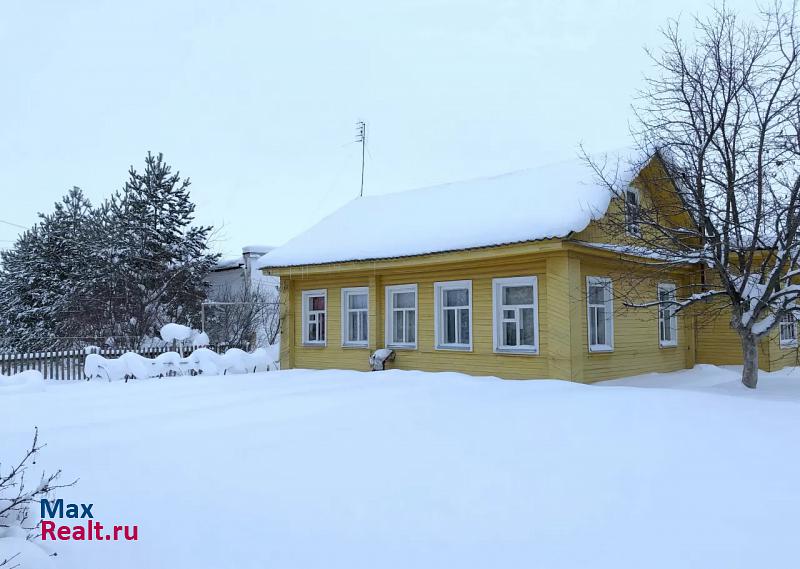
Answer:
[356, 120, 366, 197]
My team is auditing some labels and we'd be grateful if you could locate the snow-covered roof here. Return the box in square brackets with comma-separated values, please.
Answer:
[213, 257, 244, 271]
[214, 246, 276, 271]
[257, 152, 645, 269]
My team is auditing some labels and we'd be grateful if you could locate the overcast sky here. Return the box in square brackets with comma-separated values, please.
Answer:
[1, 0, 757, 258]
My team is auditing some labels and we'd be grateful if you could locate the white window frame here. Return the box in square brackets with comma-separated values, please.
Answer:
[385, 284, 418, 349]
[625, 186, 641, 236]
[301, 289, 327, 346]
[657, 283, 678, 347]
[434, 280, 473, 351]
[341, 287, 369, 348]
[492, 276, 539, 354]
[586, 277, 614, 353]
[780, 311, 798, 348]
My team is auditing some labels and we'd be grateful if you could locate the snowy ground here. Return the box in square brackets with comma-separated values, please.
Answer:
[2, 365, 800, 569]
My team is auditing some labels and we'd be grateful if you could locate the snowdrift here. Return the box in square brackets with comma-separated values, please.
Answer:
[0, 369, 45, 393]
[84, 347, 276, 381]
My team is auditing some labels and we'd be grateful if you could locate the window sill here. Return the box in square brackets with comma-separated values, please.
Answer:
[780, 341, 798, 349]
[435, 345, 473, 352]
[342, 344, 369, 349]
[301, 342, 327, 348]
[659, 342, 678, 349]
[494, 348, 539, 356]
[589, 346, 614, 354]
[387, 344, 417, 351]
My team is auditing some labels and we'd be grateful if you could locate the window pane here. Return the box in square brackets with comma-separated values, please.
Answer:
[349, 293, 367, 310]
[503, 309, 515, 320]
[589, 309, 598, 345]
[393, 311, 404, 343]
[348, 312, 359, 342]
[359, 311, 368, 341]
[503, 321, 517, 346]
[444, 288, 468, 307]
[318, 313, 326, 340]
[520, 308, 535, 346]
[310, 295, 325, 311]
[459, 308, 470, 342]
[595, 307, 606, 345]
[503, 285, 533, 305]
[308, 322, 317, 341]
[394, 291, 414, 309]
[588, 284, 604, 305]
[445, 310, 456, 343]
[406, 310, 416, 343]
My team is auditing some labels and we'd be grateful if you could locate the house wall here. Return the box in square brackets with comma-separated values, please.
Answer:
[285, 255, 552, 379]
[575, 254, 694, 382]
[205, 267, 246, 300]
[279, 248, 695, 381]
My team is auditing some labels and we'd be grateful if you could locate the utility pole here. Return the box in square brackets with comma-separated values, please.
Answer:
[356, 120, 366, 197]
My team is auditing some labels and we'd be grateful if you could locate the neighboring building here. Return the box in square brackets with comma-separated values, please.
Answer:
[207, 245, 278, 300]
[205, 246, 280, 348]
[256, 154, 797, 381]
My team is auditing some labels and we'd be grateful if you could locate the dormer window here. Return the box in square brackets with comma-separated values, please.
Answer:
[625, 187, 641, 236]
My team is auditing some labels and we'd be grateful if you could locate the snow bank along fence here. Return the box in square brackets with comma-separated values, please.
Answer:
[0, 345, 240, 380]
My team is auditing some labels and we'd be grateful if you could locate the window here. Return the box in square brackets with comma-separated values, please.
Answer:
[492, 276, 539, 353]
[657, 283, 678, 347]
[434, 280, 472, 350]
[780, 312, 797, 347]
[301, 289, 326, 345]
[587, 277, 613, 352]
[341, 287, 368, 347]
[625, 187, 641, 235]
[385, 284, 417, 348]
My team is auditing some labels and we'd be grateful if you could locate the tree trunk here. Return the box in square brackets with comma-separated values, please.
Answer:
[741, 332, 759, 389]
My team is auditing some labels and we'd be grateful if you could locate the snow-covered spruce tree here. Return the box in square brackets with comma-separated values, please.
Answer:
[585, 4, 800, 389]
[0, 188, 99, 351]
[102, 153, 218, 346]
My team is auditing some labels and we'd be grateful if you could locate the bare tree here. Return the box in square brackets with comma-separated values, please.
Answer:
[1, 428, 76, 546]
[205, 283, 279, 348]
[585, 3, 800, 388]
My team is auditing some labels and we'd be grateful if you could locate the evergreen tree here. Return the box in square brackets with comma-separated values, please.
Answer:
[0, 154, 217, 351]
[103, 152, 218, 345]
[0, 188, 97, 350]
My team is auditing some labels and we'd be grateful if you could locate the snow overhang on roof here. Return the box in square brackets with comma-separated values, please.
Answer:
[212, 257, 244, 271]
[257, 149, 647, 269]
[242, 245, 274, 256]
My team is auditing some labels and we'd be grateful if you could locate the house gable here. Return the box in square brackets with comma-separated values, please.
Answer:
[572, 154, 698, 251]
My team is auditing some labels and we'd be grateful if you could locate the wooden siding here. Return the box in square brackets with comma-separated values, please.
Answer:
[694, 302, 772, 371]
[287, 256, 552, 379]
[281, 248, 697, 382]
[576, 255, 693, 382]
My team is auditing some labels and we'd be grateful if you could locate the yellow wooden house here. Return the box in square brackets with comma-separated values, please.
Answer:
[257, 153, 798, 381]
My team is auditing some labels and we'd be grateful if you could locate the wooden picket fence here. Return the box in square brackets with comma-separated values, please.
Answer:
[0, 344, 240, 380]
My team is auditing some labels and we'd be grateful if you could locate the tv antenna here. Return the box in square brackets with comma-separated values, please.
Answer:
[356, 120, 366, 197]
